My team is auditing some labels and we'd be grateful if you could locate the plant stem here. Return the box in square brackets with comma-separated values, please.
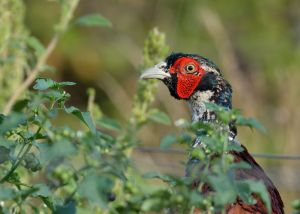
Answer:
[0, 115, 46, 183]
[0, 142, 33, 183]
[2, 0, 79, 115]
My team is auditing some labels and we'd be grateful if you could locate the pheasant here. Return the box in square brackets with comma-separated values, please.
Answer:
[141, 53, 284, 214]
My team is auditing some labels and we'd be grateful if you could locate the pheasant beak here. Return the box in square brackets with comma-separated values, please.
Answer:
[140, 61, 171, 80]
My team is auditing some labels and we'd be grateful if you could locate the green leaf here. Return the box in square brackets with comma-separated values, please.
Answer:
[54, 201, 76, 214]
[23, 153, 41, 172]
[204, 102, 234, 123]
[160, 134, 177, 149]
[75, 14, 112, 27]
[0, 187, 16, 200]
[141, 198, 162, 212]
[58, 82, 76, 87]
[12, 99, 29, 112]
[228, 161, 251, 170]
[237, 180, 271, 214]
[64, 106, 97, 134]
[97, 118, 121, 131]
[0, 138, 15, 149]
[37, 140, 76, 164]
[190, 122, 213, 133]
[33, 78, 55, 90]
[236, 116, 266, 133]
[227, 143, 244, 152]
[42, 90, 69, 103]
[292, 199, 300, 211]
[208, 174, 237, 207]
[48, 108, 58, 118]
[33, 78, 76, 91]
[32, 184, 51, 197]
[0, 113, 26, 135]
[204, 102, 226, 112]
[143, 172, 176, 185]
[148, 109, 172, 125]
[190, 148, 205, 160]
[77, 174, 114, 207]
[0, 146, 10, 164]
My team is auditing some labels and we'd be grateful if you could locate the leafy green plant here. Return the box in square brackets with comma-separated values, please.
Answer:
[0, 21, 174, 212]
[0, 78, 120, 212]
[292, 199, 300, 214]
[109, 103, 272, 214]
[1, 1, 294, 214]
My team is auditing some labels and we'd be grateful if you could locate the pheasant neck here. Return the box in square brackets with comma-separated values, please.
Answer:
[188, 90, 215, 122]
[188, 88, 232, 122]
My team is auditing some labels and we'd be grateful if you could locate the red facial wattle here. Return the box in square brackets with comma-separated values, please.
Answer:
[169, 57, 206, 99]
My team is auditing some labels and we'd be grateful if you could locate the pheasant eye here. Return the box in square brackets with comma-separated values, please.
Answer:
[185, 63, 196, 73]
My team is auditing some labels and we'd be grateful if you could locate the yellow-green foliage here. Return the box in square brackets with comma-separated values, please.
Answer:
[0, 0, 27, 110]
[130, 28, 169, 128]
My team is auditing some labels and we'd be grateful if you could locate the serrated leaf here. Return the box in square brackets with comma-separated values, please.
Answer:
[237, 180, 271, 214]
[64, 106, 96, 134]
[236, 116, 266, 133]
[236, 181, 257, 205]
[160, 134, 177, 150]
[248, 181, 271, 214]
[75, 14, 112, 27]
[33, 78, 55, 90]
[33, 78, 76, 91]
[148, 109, 171, 125]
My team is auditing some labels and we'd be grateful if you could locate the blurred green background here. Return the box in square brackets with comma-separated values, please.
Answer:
[17, 0, 300, 211]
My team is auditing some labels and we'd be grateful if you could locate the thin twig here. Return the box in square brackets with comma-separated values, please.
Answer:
[0, 121, 45, 183]
[3, 0, 79, 115]
[0, 143, 33, 183]
[3, 35, 59, 115]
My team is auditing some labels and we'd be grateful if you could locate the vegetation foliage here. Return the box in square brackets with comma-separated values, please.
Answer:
[0, 0, 299, 213]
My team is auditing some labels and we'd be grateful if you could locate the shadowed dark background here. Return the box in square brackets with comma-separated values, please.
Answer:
[24, 0, 300, 211]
